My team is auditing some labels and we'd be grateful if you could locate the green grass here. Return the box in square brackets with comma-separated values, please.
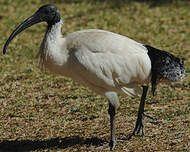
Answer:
[0, 0, 190, 151]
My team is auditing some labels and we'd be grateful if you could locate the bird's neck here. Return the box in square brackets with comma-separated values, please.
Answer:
[146, 45, 170, 95]
[46, 19, 63, 42]
[38, 20, 68, 71]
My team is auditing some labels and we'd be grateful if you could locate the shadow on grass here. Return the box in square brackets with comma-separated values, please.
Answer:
[0, 136, 106, 152]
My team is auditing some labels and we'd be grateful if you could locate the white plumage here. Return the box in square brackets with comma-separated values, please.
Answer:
[39, 23, 151, 98]
[3, 4, 186, 151]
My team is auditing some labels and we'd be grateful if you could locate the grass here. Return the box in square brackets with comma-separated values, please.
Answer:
[0, 0, 190, 151]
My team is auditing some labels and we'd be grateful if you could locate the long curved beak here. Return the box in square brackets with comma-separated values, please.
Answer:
[3, 12, 42, 54]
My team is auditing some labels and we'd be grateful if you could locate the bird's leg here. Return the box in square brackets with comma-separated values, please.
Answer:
[134, 86, 149, 135]
[108, 103, 117, 151]
[128, 85, 148, 139]
[95, 103, 119, 151]
[128, 86, 160, 140]
[103, 91, 120, 151]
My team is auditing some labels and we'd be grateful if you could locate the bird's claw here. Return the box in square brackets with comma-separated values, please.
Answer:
[143, 113, 157, 120]
[109, 140, 116, 151]
[95, 142, 110, 150]
[143, 113, 161, 125]
[127, 112, 160, 140]
[127, 114, 144, 140]
[95, 139, 124, 151]
[95, 140, 116, 151]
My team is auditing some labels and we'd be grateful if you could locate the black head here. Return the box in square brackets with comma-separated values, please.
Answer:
[145, 45, 186, 95]
[3, 4, 61, 54]
[36, 4, 60, 26]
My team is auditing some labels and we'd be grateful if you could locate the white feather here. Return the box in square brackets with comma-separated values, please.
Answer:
[39, 21, 151, 98]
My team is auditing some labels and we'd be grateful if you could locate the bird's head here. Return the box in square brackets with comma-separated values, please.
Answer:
[154, 51, 186, 82]
[3, 4, 61, 54]
[151, 52, 186, 95]
[35, 4, 61, 26]
[152, 53, 186, 96]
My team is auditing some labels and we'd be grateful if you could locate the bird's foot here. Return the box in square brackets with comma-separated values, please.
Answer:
[95, 141, 115, 151]
[109, 139, 117, 151]
[95, 139, 124, 151]
[127, 112, 160, 140]
[95, 142, 110, 150]
[127, 116, 144, 140]
[143, 113, 161, 125]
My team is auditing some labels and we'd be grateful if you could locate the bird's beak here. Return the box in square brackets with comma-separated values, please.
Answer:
[3, 12, 42, 54]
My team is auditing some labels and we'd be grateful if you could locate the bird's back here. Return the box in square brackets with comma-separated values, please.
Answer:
[65, 29, 147, 55]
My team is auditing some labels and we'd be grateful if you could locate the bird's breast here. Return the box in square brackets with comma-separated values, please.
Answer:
[38, 40, 70, 75]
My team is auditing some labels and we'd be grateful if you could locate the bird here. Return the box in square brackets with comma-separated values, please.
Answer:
[3, 4, 186, 151]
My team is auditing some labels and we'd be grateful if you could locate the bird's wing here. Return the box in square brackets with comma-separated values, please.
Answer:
[65, 30, 151, 97]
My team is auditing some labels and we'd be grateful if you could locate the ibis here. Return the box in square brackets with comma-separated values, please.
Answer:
[3, 4, 186, 151]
